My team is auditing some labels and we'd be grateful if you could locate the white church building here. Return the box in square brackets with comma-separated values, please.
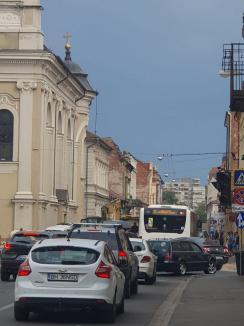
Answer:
[0, 0, 96, 238]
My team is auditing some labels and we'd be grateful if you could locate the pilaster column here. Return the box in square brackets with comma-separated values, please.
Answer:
[15, 81, 37, 200]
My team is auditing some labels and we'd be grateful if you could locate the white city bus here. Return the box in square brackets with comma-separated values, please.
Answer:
[139, 204, 197, 240]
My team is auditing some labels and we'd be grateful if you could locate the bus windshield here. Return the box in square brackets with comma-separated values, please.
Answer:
[144, 209, 186, 234]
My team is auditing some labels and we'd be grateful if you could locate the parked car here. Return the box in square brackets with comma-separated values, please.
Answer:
[45, 223, 72, 232]
[147, 238, 218, 275]
[70, 223, 139, 298]
[189, 237, 229, 268]
[14, 238, 125, 322]
[130, 238, 157, 284]
[1, 231, 50, 281]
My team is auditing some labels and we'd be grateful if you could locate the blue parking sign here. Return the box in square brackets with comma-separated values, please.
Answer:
[236, 212, 244, 229]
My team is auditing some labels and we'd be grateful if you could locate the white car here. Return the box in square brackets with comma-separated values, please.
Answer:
[130, 238, 157, 284]
[14, 238, 125, 323]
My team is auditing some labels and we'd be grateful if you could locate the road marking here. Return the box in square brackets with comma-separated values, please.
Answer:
[0, 303, 14, 312]
[148, 276, 192, 326]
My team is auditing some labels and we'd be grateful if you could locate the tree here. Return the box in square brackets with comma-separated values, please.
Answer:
[194, 202, 207, 224]
[162, 191, 178, 205]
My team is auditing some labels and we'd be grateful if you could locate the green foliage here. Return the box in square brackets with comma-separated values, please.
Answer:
[162, 191, 178, 205]
[194, 202, 207, 223]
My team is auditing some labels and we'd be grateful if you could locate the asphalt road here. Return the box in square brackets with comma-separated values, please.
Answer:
[1, 270, 243, 326]
[0, 274, 181, 326]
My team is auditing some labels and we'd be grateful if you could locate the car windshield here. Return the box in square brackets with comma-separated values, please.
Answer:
[144, 214, 186, 233]
[12, 233, 49, 244]
[32, 246, 100, 265]
[70, 231, 118, 250]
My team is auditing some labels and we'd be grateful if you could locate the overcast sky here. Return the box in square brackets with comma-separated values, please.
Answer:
[41, 0, 244, 185]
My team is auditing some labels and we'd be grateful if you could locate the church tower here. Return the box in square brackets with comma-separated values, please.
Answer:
[0, 0, 44, 50]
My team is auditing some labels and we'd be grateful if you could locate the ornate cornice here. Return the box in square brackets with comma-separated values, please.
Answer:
[17, 81, 37, 92]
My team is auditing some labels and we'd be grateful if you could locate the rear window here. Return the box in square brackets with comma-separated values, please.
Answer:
[32, 246, 100, 265]
[12, 233, 49, 244]
[147, 240, 171, 254]
[130, 241, 145, 251]
[70, 231, 118, 250]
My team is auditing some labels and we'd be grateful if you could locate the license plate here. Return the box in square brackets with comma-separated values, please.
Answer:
[47, 273, 78, 282]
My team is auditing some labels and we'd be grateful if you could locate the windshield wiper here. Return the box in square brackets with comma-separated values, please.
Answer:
[15, 240, 32, 244]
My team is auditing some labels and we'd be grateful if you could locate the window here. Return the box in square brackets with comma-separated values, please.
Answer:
[190, 242, 202, 253]
[180, 241, 192, 251]
[0, 109, 13, 161]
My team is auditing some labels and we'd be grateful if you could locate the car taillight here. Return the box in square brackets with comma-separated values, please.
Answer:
[118, 250, 128, 262]
[203, 247, 210, 253]
[3, 243, 12, 250]
[141, 255, 151, 263]
[18, 259, 31, 277]
[164, 254, 172, 263]
[95, 261, 112, 279]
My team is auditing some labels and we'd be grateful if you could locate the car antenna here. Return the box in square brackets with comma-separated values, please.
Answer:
[66, 223, 80, 242]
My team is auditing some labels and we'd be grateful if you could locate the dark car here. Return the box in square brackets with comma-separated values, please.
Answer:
[189, 237, 230, 267]
[147, 238, 217, 275]
[69, 223, 139, 298]
[1, 231, 50, 281]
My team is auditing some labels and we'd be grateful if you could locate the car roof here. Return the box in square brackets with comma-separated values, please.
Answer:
[31, 238, 105, 251]
[129, 238, 143, 243]
[70, 223, 123, 234]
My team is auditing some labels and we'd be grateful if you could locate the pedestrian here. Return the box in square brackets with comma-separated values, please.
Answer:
[219, 231, 224, 246]
[214, 230, 219, 241]
[234, 232, 240, 252]
[227, 232, 235, 255]
[130, 222, 138, 234]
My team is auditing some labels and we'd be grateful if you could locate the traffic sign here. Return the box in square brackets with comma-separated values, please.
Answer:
[232, 204, 244, 212]
[236, 212, 244, 229]
[233, 188, 244, 205]
[234, 170, 244, 186]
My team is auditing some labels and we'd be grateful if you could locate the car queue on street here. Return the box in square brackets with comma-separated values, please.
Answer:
[0, 222, 230, 323]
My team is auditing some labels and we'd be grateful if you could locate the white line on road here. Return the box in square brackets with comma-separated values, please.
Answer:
[148, 276, 192, 326]
[0, 303, 14, 312]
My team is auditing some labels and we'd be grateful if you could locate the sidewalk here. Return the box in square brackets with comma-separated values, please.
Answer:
[221, 255, 237, 272]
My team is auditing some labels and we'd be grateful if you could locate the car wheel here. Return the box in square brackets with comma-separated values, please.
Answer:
[117, 294, 124, 314]
[14, 304, 29, 321]
[145, 268, 157, 285]
[176, 262, 187, 276]
[1, 269, 10, 282]
[131, 277, 138, 294]
[204, 260, 217, 274]
[125, 277, 131, 298]
[101, 294, 116, 323]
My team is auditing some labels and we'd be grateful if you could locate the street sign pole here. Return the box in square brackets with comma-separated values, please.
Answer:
[240, 229, 243, 276]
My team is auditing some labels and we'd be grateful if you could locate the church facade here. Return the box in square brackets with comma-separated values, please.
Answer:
[0, 0, 96, 238]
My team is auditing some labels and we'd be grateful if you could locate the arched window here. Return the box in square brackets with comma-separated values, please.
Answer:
[67, 119, 72, 139]
[0, 109, 13, 161]
[46, 103, 52, 127]
[57, 111, 62, 134]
